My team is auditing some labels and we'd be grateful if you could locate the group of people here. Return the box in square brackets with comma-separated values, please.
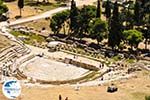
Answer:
[99, 63, 104, 69]
[59, 94, 68, 100]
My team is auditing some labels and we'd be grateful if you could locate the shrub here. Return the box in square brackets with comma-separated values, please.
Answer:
[145, 96, 150, 100]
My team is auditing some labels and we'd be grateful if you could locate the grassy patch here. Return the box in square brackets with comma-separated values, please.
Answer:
[83, 71, 100, 81]
[112, 55, 121, 61]
[38, 3, 61, 11]
[11, 31, 46, 45]
[21, 19, 51, 32]
[11, 31, 21, 37]
[126, 58, 135, 63]
[24, 0, 61, 12]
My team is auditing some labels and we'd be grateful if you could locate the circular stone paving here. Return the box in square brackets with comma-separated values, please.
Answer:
[22, 57, 88, 81]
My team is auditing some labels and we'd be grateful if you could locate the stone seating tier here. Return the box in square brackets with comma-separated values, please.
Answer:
[0, 43, 30, 76]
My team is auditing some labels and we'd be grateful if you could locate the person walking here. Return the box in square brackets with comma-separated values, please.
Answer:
[65, 97, 68, 100]
[59, 94, 62, 100]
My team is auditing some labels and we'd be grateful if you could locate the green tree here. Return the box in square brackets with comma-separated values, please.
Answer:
[70, 0, 78, 34]
[145, 96, 150, 100]
[134, 0, 142, 25]
[50, 5, 96, 39]
[96, 0, 101, 18]
[142, 0, 150, 25]
[18, 0, 24, 17]
[141, 0, 148, 7]
[50, 10, 70, 34]
[104, 0, 111, 20]
[75, 5, 96, 39]
[120, 1, 135, 30]
[108, 1, 123, 49]
[143, 26, 150, 50]
[0, 0, 8, 15]
[89, 18, 107, 44]
[123, 29, 143, 50]
[136, 0, 150, 49]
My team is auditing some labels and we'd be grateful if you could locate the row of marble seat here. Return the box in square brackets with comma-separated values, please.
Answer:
[0, 45, 29, 61]
[0, 43, 30, 77]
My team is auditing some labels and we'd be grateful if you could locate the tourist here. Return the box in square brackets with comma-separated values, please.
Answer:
[75, 82, 80, 91]
[59, 94, 62, 100]
[102, 63, 104, 68]
[99, 63, 102, 69]
[65, 97, 68, 100]
[73, 54, 76, 59]
[101, 76, 103, 81]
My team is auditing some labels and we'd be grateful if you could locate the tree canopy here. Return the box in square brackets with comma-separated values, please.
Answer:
[70, 0, 79, 34]
[89, 18, 107, 44]
[18, 0, 24, 16]
[104, 0, 111, 19]
[145, 96, 150, 100]
[96, 0, 101, 18]
[49, 0, 150, 51]
[108, 1, 123, 49]
[0, 0, 8, 15]
[123, 29, 143, 49]
[50, 10, 70, 34]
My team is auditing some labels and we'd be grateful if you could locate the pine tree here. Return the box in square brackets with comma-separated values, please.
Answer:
[18, 0, 24, 17]
[96, 0, 101, 18]
[108, 1, 123, 49]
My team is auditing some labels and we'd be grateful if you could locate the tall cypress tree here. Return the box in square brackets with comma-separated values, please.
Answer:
[96, 0, 101, 18]
[70, 0, 78, 34]
[105, 0, 111, 20]
[108, 1, 122, 49]
[134, 0, 142, 25]
[18, 0, 24, 17]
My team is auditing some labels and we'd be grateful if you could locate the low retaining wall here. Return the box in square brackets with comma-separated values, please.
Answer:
[46, 55, 99, 71]
[64, 58, 99, 71]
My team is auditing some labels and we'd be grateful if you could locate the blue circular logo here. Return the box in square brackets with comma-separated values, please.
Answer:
[2, 80, 21, 99]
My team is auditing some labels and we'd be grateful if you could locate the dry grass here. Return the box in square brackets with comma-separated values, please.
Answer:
[5, 1, 38, 20]
[5, 0, 62, 21]
[21, 18, 51, 32]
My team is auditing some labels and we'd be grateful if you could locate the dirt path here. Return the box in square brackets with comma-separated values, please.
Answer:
[9, 0, 97, 26]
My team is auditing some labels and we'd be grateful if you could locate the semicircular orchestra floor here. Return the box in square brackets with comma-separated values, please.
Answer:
[22, 57, 88, 81]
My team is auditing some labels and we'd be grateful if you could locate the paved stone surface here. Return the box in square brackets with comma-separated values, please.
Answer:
[22, 56, 88, 81]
